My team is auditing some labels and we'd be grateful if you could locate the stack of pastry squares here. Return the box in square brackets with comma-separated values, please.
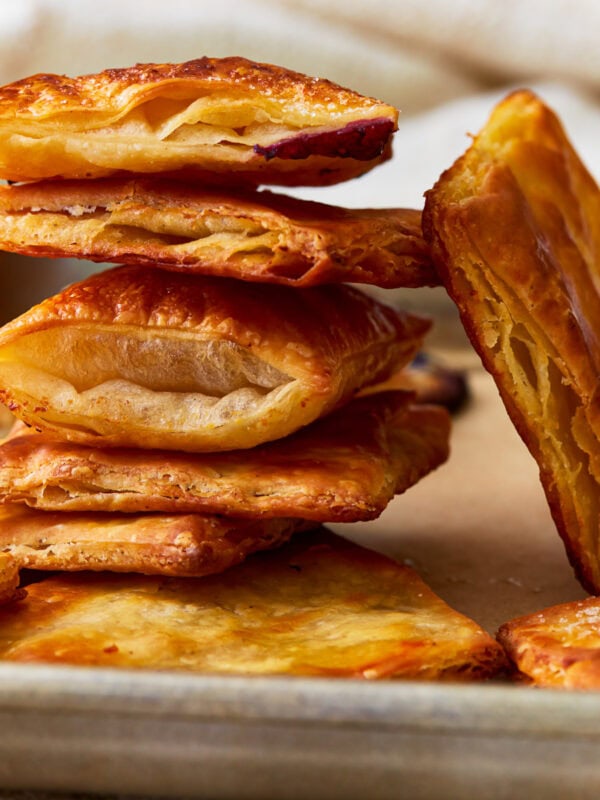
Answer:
[0, 56, 507, 679]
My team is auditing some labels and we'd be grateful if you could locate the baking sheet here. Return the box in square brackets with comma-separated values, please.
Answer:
[0, 350, 596, 799]
[1, 666, 600, 799]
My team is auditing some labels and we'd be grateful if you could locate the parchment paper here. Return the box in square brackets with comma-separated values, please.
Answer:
[336, 346, 587, 635]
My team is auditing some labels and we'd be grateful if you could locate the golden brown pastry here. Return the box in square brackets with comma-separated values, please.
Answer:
[0, 392, 450, 519]
[0, 504, 310, 577]
[423, 90, 600, 593]
[0, 265, 428, 452]
[0, 57, 397, 186]
[0, 530, 505, 679]
[498, 597, 600, 689]
[0, 553, 22, 605]
[0, 404, 14, 438]
[0, 178, 437, 289]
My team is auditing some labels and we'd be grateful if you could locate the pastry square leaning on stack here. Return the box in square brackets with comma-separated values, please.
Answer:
[0, 57, 503, 681]
[424, 90, 600, 596]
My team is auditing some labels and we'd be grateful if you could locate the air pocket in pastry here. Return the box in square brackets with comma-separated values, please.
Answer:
[0, 265, 428, 451]
[0, 57, 397, 186]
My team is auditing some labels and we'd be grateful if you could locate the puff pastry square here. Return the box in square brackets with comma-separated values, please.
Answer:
[0, 504, 310, 577]
[0, 530, 505, 679]
[0, 392, 450, 519]
[0, 178, 437, 289]
[423, 90, 600, 593]
[497, 597, 600, 689]
[0, 57, 397, 186]
[0, 265, 428, 452]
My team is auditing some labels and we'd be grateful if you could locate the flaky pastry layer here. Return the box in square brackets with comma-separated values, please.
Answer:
[0, 265, 428, 451]
[0, 178, 436, 288]
[0, 505, 310, 577]
[0, 553, 22, 605]
[0, 393, 450, 519]
[498, 597, 600, 689]
[423, 90, 600, 593]
[0, 57, 397, 186]
[0, 530, 505, 679]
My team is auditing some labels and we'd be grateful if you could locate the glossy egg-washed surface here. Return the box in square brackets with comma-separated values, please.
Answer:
[0, 265, 428, 452]
[0, 58, 394, 121]
[498, 597, 600, 689]
[0, 531, 504, 679]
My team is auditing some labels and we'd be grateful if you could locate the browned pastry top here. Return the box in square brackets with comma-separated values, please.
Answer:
[0, 265, 428, 451]
[0, 57, 398, 186]
[0, 58, 390, 121]
[0, 393, 450, 520]
[498, 597, 600, 689]
[0, 504, 311, 579]
[0, 530, 505, 680]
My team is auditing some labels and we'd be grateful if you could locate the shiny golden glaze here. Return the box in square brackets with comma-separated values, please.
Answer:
[0, 57, 394, 121]
[499, 597, 600, 688]
[0, 531, 504, 679]
[0, 265, 428, 452]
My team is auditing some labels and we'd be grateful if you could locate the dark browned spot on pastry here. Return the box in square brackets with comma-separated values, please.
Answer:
[254, 118, 395, 161]
[406, 353, 470, 414]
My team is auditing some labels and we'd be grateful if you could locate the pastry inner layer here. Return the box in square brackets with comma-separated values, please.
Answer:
[6, 205, 282, 264]
[0, 326, 293, 433]
[15, 96, 372, 168]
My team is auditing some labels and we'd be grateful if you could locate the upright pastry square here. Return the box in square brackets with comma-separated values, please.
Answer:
[424, 90, 600, 592]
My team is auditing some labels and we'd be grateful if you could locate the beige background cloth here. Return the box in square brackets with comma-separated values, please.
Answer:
[2, 0, 600, 112]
